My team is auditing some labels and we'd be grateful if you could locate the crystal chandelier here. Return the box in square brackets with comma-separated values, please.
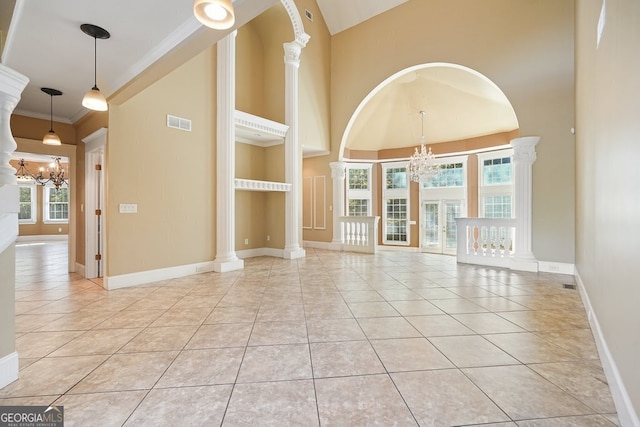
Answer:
[408, 111, 440, 183]
[16, 157, 68, 189]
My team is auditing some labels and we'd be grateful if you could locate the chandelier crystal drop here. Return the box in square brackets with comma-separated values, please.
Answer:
[408, 111, 440, 183]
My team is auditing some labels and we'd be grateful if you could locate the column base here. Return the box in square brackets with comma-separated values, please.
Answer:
[510, 257, 539, 272]
[213, 258, 244, 273]
[0, 351, 19, 389]
[283, 247, 306, 260]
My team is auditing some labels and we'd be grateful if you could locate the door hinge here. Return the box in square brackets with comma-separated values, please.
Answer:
[95, 164, 102, 171]
[95, 209, 102, 216]
[95, 254, 102, 261]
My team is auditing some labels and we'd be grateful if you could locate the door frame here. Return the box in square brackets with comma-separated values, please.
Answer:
[83, 128, 107, 279]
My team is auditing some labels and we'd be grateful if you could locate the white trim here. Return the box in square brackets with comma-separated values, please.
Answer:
[377, 245, 420, 253]
[537, 261, 575, 275]
[75, 262, 86, 278]
[0, 351, 19, 389]
[236, 247, 285, 259]
[575, 270, 640, 427]
[104, 261, 217, 290]
[234, 179, 291, 192]
[16, 234, 67, 243]
[303, 240, 334, 250]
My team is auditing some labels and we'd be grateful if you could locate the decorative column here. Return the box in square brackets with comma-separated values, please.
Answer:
[330, 161, 346, 248]
[0, 64, 29, 390]
[213, 31, 243, 273]
[282, 41, 307, 260]
[510, 136, 540, 272]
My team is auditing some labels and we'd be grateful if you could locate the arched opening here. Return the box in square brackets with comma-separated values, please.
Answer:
[339, 63, 519, 159]
[337, 63, 521, 253]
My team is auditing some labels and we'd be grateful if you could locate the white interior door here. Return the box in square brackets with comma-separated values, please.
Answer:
[83, 128, 107, 279]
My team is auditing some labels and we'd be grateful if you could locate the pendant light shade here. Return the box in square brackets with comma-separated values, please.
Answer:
[81, 24, 110, 111]
[41, 88, 62, 146]
[82, 87, 108, 111]
[194, 0, 235, 30]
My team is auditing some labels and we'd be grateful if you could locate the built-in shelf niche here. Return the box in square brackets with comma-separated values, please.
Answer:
[235, 179, 291, 192]
[235, 110, 288, 147]
[234, 110, 290, 192]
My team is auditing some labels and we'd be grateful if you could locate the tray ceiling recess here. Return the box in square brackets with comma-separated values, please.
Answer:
[235, 110, 288, 147]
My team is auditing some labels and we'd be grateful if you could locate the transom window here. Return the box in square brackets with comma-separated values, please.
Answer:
[483, 157, 511, 185]
[424, 162, 464, 188]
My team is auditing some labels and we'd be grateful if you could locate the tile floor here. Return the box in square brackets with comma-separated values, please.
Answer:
[1, 241, 620, 426]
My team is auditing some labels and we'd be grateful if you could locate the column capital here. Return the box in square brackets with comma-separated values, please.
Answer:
[283, 41, 303, 67]
[330, 161, 347, 180]
[510, 136, 540, 165]
[0, 64, 29, 186]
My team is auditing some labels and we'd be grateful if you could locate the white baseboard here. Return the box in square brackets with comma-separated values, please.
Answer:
[0, 351, 19, 390]
[538, 260, 575, 275]
[303, 240, 336, 250]
[75, 262, 86, 278]
[237, 247, 285, 259]
[575, 270, 640, 427]
[16, 234, 68, 243]
[104, 261, 216, 290]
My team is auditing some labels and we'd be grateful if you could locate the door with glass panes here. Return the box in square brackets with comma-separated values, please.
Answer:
[421, 200, 462, 255]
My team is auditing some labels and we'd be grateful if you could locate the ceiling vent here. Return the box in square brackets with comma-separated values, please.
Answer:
[305, 9, 313, 21]
[167, 114, 192, 132]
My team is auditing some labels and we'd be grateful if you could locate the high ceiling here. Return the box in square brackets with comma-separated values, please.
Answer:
[1, 0, 518, 151]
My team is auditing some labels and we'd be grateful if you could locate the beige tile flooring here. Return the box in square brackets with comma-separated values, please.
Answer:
[2, 241, 620, 426]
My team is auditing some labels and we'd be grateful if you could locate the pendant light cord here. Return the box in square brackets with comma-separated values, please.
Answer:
[49, 94, 54, 132]
[93, 36, 98, 90]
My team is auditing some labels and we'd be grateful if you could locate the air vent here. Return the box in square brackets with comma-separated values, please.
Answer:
[305, 9, 313, 21]
[167, 114, 192, 132]
[562, 283, 577, 290]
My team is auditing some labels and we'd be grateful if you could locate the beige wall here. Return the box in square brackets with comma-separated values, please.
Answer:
[106, 46, 216, 276]
[575, 0, 640, 418]
[296, 0, 331, 154]
[327, 0, 575, 263]
[0, 244, 15, 358]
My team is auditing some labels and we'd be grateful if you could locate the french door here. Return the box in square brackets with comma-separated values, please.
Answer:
[421, 200, 462, 255]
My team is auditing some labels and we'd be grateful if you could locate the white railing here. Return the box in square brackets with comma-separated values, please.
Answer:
[455, 218, 517, 268]
[339, 216, 380, 254]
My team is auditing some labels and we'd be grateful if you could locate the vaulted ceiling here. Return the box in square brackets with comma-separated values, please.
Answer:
[1, 0, 517, 151]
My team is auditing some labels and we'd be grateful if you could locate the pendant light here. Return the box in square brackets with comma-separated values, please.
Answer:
[194, 0, 235, 30]
[41, 88, 62, 146]
[81, 23, 110, 111]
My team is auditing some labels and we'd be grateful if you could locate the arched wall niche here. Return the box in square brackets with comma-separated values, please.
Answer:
[339, 63, 520, 160]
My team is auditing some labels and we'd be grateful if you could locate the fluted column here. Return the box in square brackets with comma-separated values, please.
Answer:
[510, 136, 539, 272]
[330, 161, 347, 247]
[213, 31, 243, 273]
[282, 41, 306, 260]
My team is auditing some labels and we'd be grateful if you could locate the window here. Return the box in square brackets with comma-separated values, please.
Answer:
[18, 184, 36, 224]
[483, 157, 511, 185]
[423, 162, 464, 188]
[44, 186, 69, 223]
[478, 150, 513, 218]
[483, 195, 512, 218]
[382, 163, 409, 245]
[346, 164, 372, 216]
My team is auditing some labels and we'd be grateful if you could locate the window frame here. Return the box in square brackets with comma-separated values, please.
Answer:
[381, 161, 410, 246]
[43, 184, 70, 224]
[346, 163, 373, 216]
[477, 149, 514, 218]
[17, 181, 37, 224]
